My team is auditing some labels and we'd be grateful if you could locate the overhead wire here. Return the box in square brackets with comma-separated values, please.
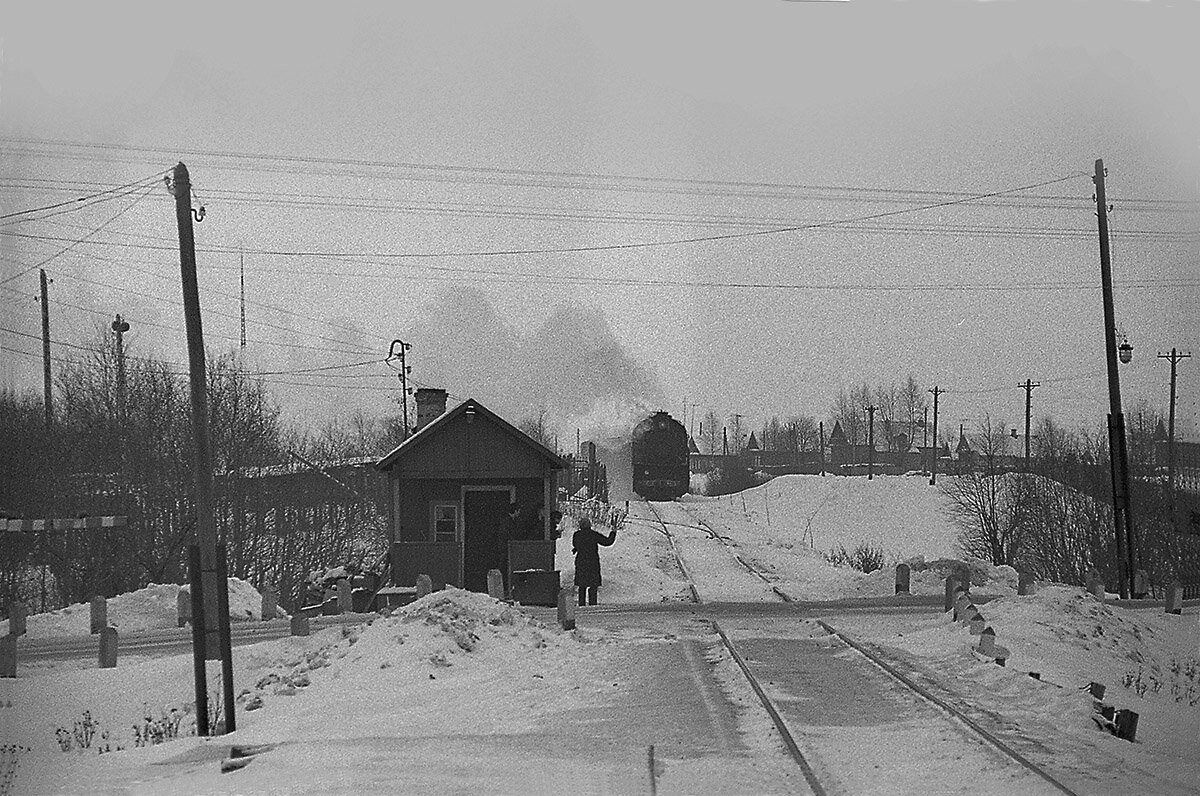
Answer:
[0, 184, 158, 287]
[0, 168, 168, 223]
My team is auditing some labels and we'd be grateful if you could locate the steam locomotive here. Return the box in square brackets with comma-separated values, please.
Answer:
[631, 411, 689, 501]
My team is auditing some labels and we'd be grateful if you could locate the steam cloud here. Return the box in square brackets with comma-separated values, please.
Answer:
[407, 286, 668, 444]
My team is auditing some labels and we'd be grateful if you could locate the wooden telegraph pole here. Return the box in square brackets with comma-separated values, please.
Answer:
[928, 387, 943, 486]
[1019, 379, 1040, 469]
[171, 163, 235, 734]
[1093, 159, 1136, 599]
[865, 405, 876, 480]
[39, 269, 52, 430]
[1157, 348, 1191, 529]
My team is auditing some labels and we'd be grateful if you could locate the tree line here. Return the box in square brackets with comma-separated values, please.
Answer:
[0, 330, 405, 614]
[942, 412, 1198, 597]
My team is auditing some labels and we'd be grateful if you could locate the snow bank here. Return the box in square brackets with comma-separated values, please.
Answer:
[1, 578, 280, 639]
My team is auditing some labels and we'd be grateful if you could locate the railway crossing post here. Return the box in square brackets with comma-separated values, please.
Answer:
[98, 627, 118, 668]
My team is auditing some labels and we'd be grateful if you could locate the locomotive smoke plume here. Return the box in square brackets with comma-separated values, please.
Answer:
[408, 286, 667, 446]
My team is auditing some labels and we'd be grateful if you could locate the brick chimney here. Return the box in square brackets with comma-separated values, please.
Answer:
[414, 388, 448, 431]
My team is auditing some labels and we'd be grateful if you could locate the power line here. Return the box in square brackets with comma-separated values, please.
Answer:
[0, 185, 158, 287]
[2, 172, 1095, 263]
[0, 169, 167, 223]
[5, 136, 1197, 211]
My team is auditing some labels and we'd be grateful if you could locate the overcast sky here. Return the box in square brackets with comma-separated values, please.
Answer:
[2, 1, 1197, 445]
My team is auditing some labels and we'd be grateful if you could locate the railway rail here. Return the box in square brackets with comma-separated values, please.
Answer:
[641, 497, 1079, 796]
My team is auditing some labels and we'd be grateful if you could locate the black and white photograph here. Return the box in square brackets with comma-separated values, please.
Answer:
[1, 1, 1198, 793]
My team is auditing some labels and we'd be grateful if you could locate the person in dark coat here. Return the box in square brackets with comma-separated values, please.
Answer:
[572, 516, 616, 606]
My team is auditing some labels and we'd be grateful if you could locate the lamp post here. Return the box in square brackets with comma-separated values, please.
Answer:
[1093, 158, 1137, 599]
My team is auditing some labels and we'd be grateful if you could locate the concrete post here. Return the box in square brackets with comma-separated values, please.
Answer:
[1086, 569, 1105, 601]
[0, 634, 15, 677]
[8, 602, 26, 637]
[289, 615, 309, 637]
[1166, 582, 1183, 615]
[416, 574, 432, 599]
[557, 587, 576, 631]
[90, 596, 107, 635]
[1133, 569, 1149, 599]
[336, 579, 352, 614]
[1018, 571, 1035, 596]
[98, 627, 118, 668]
[487, 569, 504, 600]
[895, 564, 910, 595]
[944, 576, 959, 613]
[177, 589, 191, 627]
[261, 586, 278, 621]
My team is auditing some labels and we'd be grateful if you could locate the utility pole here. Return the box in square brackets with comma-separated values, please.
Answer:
[171, 162, 234, 736]
[928, 387, 943, 486]
[238, 251, 246, 350]
[865, 405, 877, 480]
[923, 407, 929, 448]
[1158, 348, 1191, 529]
[388, 340, 412, 436]
[722, 427, 728, 457]
[1094, 158, 1136, 599]
[1019, 379, 1040, 469]
[818, 421, 826, 476]
[112, 314, 130, 423]
[39, 269, 52, 431]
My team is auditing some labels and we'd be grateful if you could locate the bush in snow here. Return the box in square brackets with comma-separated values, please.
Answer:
[825, 542, 886, 574]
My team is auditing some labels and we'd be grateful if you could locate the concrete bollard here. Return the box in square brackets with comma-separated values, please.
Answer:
[1166, 582, 1183, 615]
[1133, 569, 1149, 599]
[557, 587, 576, 631]
[98, 627, 118, 668]
[1087, 682, 1106, 701]
[416, 574, 433, 599]
[261, 586, 278, 621]
[0, 634, 15, 677]
[1086, 569, 1105, 601]
[969, 616, 985, 635]
[90, 596, 107, 635]
[8, 602, 26, 637]
[336, 579, 352, 614]
[944, 576, 959, 613]
[487, 569, 504, 600]
[290, 615, 309, 637]
[1018, 571, 1035, 596]
[176, 590, 191, 628]
[895, 564, 910, 595]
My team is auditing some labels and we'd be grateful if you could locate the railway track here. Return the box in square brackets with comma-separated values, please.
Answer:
[642, 498, 1079, 796]
[642, 499, 790, 603]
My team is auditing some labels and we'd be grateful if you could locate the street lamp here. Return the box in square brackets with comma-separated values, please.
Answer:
[1118, 337, 1133, 365]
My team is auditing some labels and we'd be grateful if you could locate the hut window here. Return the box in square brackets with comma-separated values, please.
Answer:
[431, 503, 459, 542]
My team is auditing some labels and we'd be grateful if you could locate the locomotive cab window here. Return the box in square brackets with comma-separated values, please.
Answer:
[431, 502, 460, 543]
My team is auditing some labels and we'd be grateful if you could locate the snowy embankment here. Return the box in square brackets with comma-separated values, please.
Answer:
[582, 473, 1018, 603]
[0, 578, 283, 639]
[835, 585, 1200, 795]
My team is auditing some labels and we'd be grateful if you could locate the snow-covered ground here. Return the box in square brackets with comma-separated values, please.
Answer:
[0, 578, 283, 639]
[3, 474, 1199, 794]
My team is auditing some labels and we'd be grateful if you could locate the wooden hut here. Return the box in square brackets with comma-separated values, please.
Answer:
[375, 396, 567, 596]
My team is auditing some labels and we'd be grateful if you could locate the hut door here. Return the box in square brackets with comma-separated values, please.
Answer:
[462, 487, 512, 592]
